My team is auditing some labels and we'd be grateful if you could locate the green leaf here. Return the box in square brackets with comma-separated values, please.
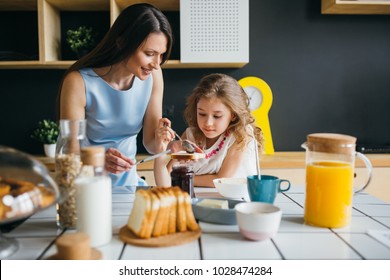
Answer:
[31, 119, 59, 144]
[66, 26, 97, 54]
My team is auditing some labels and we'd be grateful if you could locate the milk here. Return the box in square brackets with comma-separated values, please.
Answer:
[75, 176, 112, 247]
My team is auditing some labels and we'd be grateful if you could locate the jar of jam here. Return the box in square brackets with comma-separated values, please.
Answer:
[170, 161, 194, 198]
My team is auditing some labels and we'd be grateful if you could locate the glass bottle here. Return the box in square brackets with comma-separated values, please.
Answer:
[55, 119, 86, 229]
[171, 161, 195, 198]
[75, 146, 112, 247]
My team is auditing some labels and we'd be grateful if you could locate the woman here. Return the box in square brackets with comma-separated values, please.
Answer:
[57, 3, 173, 186]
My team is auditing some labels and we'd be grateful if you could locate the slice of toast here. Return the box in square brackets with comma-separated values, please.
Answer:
[151, 187, 170, 237]
[171, 186, 187, 232]
[183, 192, 200, 231]
[163, 187, 177, 234]
[143, 191, 160, 238]
[157, 187, 171, 236]
[170, 151, 205, 160]
[127, 189, 151, 239]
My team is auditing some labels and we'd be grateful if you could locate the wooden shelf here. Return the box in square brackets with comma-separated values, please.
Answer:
[0, 60, 247, 69]
[45, 0, 109, 11]
[322, 0, 390, 14]
[0, 0, 37, 10]
[0, 0, 247, 69]
[115, 0, 179, 11]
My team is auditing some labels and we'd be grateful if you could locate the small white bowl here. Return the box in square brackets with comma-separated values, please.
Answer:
[235, 202, 282, 241]
[213, 178, 250, 201]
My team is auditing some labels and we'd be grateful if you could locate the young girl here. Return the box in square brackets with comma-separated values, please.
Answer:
[154, 73, 264, 188]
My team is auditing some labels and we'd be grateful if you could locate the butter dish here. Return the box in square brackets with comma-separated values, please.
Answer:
[192, 198, 244, 225]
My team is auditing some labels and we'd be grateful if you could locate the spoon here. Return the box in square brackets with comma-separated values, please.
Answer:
[181, 140, 195, 154]
[164, 123, 195, 153]
[172, 130, 195, 153]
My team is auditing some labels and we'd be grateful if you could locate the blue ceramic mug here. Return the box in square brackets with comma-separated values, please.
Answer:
[247, 175, 291, 204]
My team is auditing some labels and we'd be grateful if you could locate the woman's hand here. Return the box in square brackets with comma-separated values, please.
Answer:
[105, 147, 135, 174]
[155, 118, 175, 153]
[167, 140, 184, 153]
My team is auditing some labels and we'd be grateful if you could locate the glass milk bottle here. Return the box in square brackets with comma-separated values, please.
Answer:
[75, 146, 112, 247]
[55, 119, 86, 229]
[301, 133, 372, 228]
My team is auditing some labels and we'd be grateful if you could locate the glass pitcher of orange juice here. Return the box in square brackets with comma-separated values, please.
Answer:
[301, 133, 372, 228]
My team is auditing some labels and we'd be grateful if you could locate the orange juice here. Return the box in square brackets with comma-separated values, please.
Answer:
[304, 161, 354, 228]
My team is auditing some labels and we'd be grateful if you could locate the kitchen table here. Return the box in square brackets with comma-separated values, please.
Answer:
[2, 185, 390, 260]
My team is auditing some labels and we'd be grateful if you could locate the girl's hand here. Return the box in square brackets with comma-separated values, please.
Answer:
[105, 147, 135, 174]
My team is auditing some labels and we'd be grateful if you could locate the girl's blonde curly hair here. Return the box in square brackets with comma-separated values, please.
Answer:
[184, 73, 264, 152]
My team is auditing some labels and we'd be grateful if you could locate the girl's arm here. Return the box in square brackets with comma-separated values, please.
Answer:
[154, 156, 172, 186]
[194, 142, 245, 187]
[143, 68, 164, 154]
[153, 118, 175, 186]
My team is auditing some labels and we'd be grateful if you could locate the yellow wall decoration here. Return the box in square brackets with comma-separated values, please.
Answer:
[238, 76, 275, 154]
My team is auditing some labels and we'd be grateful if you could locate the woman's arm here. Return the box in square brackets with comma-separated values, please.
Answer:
[60, 71, 86, 120]
[60, 70, 134, 174]
[58, 71, 86, 155]
[194, 142, 245, 187]
[143, 68, 164, 154]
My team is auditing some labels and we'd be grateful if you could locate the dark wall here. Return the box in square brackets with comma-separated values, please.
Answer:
[1, 0, 390, 155]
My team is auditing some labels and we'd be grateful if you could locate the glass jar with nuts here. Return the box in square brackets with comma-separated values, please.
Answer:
[55, 119, 86, 229]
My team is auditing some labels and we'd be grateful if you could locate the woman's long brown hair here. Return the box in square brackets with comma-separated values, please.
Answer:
[56, 3, 173, 119]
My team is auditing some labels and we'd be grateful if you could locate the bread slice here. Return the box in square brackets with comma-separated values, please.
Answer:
[171, 187, 187, 232]
[143, 191, 160, 238]
[170, 151, 205, 160]
[127, 189, 151, 239]
[163, 188, 177, 234]
[158, 187, 171, 236]
[183, 192, 200, 231]
[151, 187, 170, 237]
[126, 187, 199, 239]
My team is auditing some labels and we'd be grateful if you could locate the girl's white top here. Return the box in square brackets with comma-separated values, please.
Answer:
[185, 125, 259, 179]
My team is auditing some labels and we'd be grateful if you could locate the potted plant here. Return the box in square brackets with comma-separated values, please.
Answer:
[66, 26, 97, 58]
[31, 119, 59, 158]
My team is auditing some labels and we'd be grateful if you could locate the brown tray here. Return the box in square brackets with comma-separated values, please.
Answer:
[119, 225, 201, 247]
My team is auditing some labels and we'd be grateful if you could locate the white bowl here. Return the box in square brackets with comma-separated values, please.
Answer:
[235, 202, 282, 241]
[213, 178, 250, 201]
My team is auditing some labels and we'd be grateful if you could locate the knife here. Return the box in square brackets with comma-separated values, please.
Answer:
[135, 149, 171, 165]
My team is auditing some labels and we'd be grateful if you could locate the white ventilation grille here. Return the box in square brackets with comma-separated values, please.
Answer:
[180, 0, 249, 63]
